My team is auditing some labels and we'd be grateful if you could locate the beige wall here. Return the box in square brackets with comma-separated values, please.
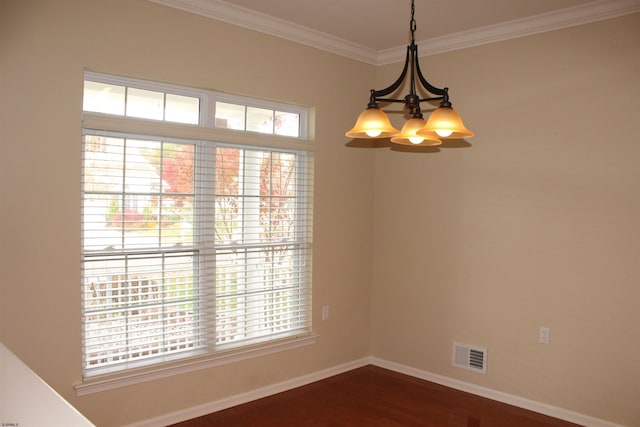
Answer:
[371, 13, 640, 426]
[0, 1, 374, 425]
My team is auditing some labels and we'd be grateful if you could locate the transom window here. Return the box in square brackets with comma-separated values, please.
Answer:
[83, 72, 308, 138]
[81, 73, 313, 379]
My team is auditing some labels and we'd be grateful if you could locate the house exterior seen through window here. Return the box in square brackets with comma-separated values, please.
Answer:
[80, 73, 313, 379]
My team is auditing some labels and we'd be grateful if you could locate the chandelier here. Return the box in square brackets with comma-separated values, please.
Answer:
[345, 0, 473, 146]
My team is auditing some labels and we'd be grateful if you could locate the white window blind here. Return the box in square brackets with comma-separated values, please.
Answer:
[81, 131, 313, 377]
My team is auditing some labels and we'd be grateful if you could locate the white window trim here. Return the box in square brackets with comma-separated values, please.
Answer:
[79, 73, 315, 394]
[75, 334, 317, 396]
[82, 114, 316, 154]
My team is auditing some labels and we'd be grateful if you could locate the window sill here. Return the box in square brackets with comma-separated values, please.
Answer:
[74, 334, 317, 396]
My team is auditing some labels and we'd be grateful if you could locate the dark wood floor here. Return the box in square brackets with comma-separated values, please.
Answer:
[170, 365, 583, 427]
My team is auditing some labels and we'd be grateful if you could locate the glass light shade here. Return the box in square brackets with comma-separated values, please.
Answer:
[390, 117, 441, 146]
[417, 106, 474, 139]
[345, 108, 400, 138]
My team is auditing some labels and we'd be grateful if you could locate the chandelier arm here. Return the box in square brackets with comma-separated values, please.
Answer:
[413, 46, 447, 97]
[419, 96, 445, 102]
[370, 46, 411, 100]
[376, 99, 407, 103]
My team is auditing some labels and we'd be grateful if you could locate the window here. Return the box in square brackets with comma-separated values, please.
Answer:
[81, 73, 313, 379]
[215, 102, 301, 137]
[83, 81, 200, 124]
[83, 72, 307, 138]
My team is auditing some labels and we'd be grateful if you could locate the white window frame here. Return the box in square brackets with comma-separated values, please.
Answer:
[77, 73, 315, 395]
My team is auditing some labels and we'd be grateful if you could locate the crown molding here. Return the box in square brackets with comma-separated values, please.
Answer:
[149, 0, 640, 66]
[148, 0, 378, 63]
[382, 0, 640, 65]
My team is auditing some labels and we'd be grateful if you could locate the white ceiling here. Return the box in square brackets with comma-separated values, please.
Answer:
[150, 0, 640, 64]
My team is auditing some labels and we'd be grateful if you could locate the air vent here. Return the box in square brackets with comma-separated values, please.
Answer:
[453, 342, 487, 374]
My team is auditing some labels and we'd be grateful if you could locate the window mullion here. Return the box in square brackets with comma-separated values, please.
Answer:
[243, 150, 263, 339]
[197, 142, 217, 350]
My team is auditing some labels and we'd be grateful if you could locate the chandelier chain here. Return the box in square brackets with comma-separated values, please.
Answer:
[410, 0, 417, 40]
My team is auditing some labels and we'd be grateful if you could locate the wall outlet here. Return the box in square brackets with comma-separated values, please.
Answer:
[539, 326, 550, 344]
[322, 305, 330, 321]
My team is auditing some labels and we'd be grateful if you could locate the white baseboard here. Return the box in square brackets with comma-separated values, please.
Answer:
[124, 357, 370, 427]
[127, 356, 624, 427]
[370, 357, 625, 427]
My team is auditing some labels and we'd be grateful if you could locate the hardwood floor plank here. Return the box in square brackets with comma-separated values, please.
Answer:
[169, 365, 583, 426]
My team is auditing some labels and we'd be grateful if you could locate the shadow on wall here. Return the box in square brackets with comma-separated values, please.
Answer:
[345, 138, 472, 153]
